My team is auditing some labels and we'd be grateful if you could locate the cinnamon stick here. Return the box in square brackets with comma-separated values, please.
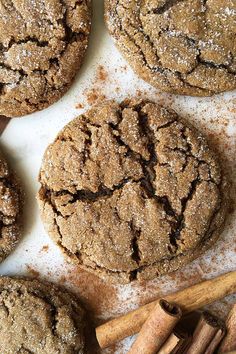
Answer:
[205, 328, 225, 354]
[158, 330, 190, 354]
[186, 311, 225, 354]
[96, 271, 236, 349]
[158, 333, 180, 354]
[128, 300, 182, 354]
[218, 304, 236, 353]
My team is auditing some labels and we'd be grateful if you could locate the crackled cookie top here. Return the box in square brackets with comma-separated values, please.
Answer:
[38, 100, 226, 283]
[0, 152, 22, 262]
[0, 277, 85, 353]
[105, 0, 236, 96]
[0, 0, 91, 117]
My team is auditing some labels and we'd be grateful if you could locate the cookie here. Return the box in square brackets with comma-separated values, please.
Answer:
[0, 277, 85, 353]
[38, 100, 227, 283]
[105, 0, 236, 96]
[0, 0, 91, 117]
[0, 151, 22, 262]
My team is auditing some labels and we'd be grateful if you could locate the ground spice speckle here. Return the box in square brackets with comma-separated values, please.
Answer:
[40, 245, 49, 253]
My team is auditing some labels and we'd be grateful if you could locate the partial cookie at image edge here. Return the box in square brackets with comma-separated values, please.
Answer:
[0, 151, 23, 263]
[0, 0, 92, 117]
[0, 276, 85, 353]
[105, 0, 236, 96]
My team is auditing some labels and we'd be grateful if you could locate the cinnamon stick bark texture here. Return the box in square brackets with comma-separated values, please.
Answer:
[204, 329, 225, 354]
[158, 330, 190, 354]
[158, 333, 180, 354]
[128, 300, 182, 354]
[218, 304, 236, 353]
[96, 271, 236, 348]
[186, 312, 225, 354]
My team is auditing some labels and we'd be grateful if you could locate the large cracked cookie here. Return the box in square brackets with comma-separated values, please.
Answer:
[0, 0, 91, 117]
[0, 277, 85, 353]
[38, 100, 227, 283]
[0, 151, 22, 262]
[105, 0, 236, 96]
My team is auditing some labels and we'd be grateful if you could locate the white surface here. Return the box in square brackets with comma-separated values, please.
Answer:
[1, 1, 236, 353]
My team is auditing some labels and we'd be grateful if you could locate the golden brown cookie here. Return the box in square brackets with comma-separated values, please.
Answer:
[0, 151, 22, 262]
[38, 100, 227, 283]
[0, 277, 85, 353]
[105, 0, 236, 96]
[0, 0, 91, 117]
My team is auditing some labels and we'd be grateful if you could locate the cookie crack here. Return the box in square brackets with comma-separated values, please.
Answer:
[25, 292, 65, 343]
[117, 105, 186, 256]
[62, 234, 206, 281]
[49, 302, 59, 337]
[43, 178, 142, 206]
[113, 2, 171, 83]
[110, 0, 234, 94]
[0, 0, 91, 115]
[109, 103, 219, 256]
[19, 346, 34, 354]
[130, 220, 141, 264]
[111, 2, 183, 87]
[171, 177, 200, 248]
[6, 38, 49, 51]
[60, 124, 92, 169]
[152, 0, 184, 14]
[198, 59, 236, 74]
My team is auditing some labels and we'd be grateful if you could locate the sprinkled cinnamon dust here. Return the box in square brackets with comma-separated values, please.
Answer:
[26, 265, 40, 279]
[59, 266, 118, 324]
[76, 65, 110, 108]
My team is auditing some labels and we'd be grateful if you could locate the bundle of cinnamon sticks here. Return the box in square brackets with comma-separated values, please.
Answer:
[128, 300, 231, 354]
[96, 271, 236, 353]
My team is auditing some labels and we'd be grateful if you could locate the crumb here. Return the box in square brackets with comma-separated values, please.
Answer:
[85, 88, 107, 105]
[26, 265, 40, 278]
[76, 103, 84, 109]
[97, 65, 108, 82]
[76, 65, 109, 108]
[40, 245, 49, 253]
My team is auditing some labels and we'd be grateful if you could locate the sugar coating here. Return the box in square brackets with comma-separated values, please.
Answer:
[38, 100, 227, 283]
[0, 277, 85, 353]
[105, 0, 236, 96]
[0, 151, 22, 262]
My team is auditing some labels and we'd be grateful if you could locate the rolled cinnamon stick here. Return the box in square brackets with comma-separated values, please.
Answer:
[186, 311, 225, 354]
[128, 299, 182, 354]
[158, 333, 180, 354]
[172, 336, 191, 354]
[158, 329, 190, 354]
[205, 328, 225, 354]
[96, 271, 236, 349]
[218, 304, 236, 353]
